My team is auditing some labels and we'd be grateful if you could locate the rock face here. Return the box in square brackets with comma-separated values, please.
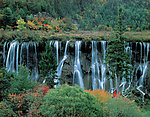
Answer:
[2, 40, 150, 97]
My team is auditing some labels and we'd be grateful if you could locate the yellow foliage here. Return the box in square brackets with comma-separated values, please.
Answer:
[85, 89, 111, 103]
[16, 18, 26, 31]
[127, 27, 131, 31]
[27, 21, 37, 30]
[17, 18, 26, 25]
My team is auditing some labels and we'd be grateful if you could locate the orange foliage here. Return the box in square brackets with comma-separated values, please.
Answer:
[27, 21, 37, 30]
[40, 18, 45, 23]
[55, 27, 62, 32]
[85, 89, 111, 103]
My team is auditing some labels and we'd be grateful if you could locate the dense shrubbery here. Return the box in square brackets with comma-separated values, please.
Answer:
[0, 67, 13, 100]
[7, 66, 36, 95]
[40, 84, 103, 117]
[0, 66, 36, 100]
[0, 101, 16, 117]
[0, 67, 147, 117]
[103, 96, 144, 117]
[85, 89, 145, 117]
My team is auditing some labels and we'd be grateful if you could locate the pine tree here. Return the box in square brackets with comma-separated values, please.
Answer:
[19, 8, 26, 20]
[38, 42, 58, 88]
[2, 7, 13, 27]
[105, 8, 132, 89]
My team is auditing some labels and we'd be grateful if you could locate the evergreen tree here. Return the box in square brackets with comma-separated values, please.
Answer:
[19, 8, 26, 20]
[2, 7, 13, 27]
[105, 8, 132, 90]
[29, 14, 34, 21]
[38, 42, 58, 88]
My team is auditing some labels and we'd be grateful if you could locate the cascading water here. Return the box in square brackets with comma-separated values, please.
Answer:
[54, 41, 69, 86]
[3, 40, 150, 98]
[54, 41, 59, 65]
[100, 41, 107, 90]
[5, 41, 38, 80]
[91, 41, 100, 90]
[26, 43, 29, 68]
[6, 41, 19, 72]
[3, 42, 7, 66]
[137, 43, 149, 97]
[73, 41, 84, 88]
[57, 41, 69, 78]
[31, 42, 38, 81]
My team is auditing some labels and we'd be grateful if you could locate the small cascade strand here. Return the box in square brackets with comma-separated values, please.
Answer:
[54, 41, 59, 65]
[33, 42, 38, 81]
[73, 41, 84, 89]
[20, 42, 25, 65]
[100, 41, 107, 90]
[55, 41, 69, 86]
[16, 42, 19, 73]
[3, 42, 7, 66]
[26, 43, 30, 68]
[91, 41, 100, 90]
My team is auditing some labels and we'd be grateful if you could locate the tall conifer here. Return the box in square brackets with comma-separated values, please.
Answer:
[105, 8, 132, 90]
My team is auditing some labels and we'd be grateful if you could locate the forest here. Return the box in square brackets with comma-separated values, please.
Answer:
[0, 0, 149, 30]
[0, 0, 150, 117]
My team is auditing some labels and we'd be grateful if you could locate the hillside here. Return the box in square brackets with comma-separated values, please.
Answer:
[0, 0, 149, 30]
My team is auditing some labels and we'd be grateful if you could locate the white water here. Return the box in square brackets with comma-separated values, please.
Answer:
[6, 41, 38, 80]
[6, 41, 19, 72]
[31, 42, 38, 81]
[100, 41, 107, 90]
[54, 41, 59, 65]
[73, 41, 84, 88]
[3, 41, 150, 97]
[3, 42, 7, 66]
[54, 41, 69, 87]
[57, 41, 69, 77]
[137, 43, 149, 98]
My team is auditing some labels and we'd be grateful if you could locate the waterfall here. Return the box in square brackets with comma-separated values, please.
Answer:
[73, 41, 84, 88]
[54, 41, 59, 65]
[6, 41, 19, 72]
[100, 41, 107, 90]
[26, 43, 29, 68]
[3, 40, 150, 97]
[55, 41, 69, 86]
[91, 41, 100, 90]
[5, 41, 38, 80]
[3, 42, 7, 66]
[137, 43, 149, 97]
[57, 41, 69, 77]
[16, 42, 19, 73]
[31, 42, 38, 81]
[20, 42, 25, 65]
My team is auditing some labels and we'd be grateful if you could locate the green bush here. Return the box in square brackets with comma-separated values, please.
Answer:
[0, 101, 16, 117]
[103, 96, 144, 117]
[0, 67, 14, 100]
[40, 84, 103, 117]
[8, 65, 36, 94]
